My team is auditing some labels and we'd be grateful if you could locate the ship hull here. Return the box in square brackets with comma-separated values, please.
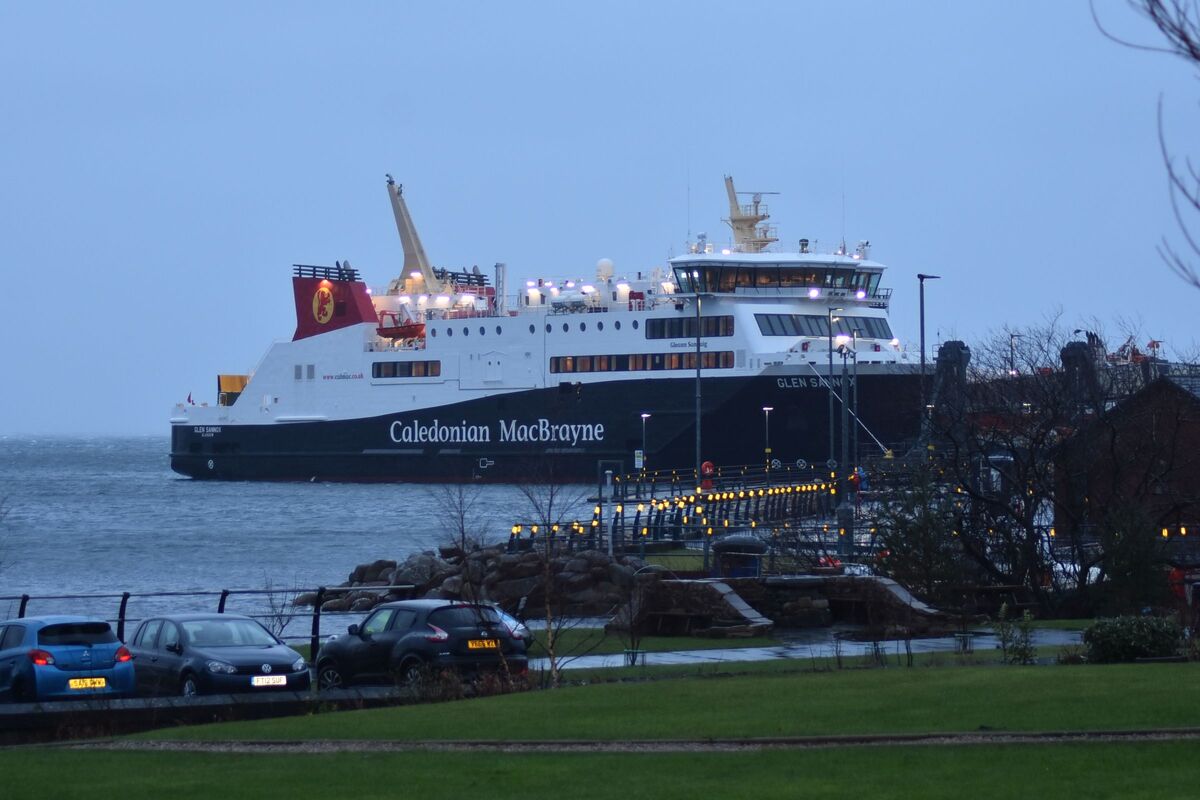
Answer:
[170, 372, 922, 482]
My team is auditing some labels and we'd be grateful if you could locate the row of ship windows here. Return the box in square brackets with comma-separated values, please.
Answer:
[371, 360, 442, 378]
[549, 351, 735, 373]
[428, 315, 737, 340]
[755, 313, 893, 340]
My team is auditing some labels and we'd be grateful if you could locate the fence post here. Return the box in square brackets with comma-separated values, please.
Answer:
[18, 594, 29, 618]
[217, 589, 230, 613]
[117, 592, 131, 641]
[310, 587, 326, 664]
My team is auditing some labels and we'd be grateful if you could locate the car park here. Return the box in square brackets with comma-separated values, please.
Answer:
[0, 615, 135, 702]
[316, 599, 528, 690]
[126, 613, 309, 696]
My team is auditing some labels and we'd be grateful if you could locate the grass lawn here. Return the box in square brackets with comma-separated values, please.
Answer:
[5, 743, 1198, 799]
[133, 661, 1200, 742]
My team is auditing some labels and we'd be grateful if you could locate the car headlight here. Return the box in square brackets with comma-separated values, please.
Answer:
[292, 658, 306, 672]
[206, 660, 237, 674]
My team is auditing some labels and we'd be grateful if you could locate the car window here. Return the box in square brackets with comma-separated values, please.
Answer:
[38, 622, 117, 646]
[3, 625, 24, 650]
[362, 609, 395, 635]
[180, 618, 277, 647]
[160, 622, 181, 651]
[135, 619, 162, 648]
[391, 610, 417, 631]
[428, 607, 502, 628]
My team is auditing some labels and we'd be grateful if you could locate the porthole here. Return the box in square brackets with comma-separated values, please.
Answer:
[496, 325, 502, 335]
[632, 320, 639, 330]
[615, 320, 622, 330]
[546, 323, 552, 333]
[463, 327, 469, 336]
[431, 328, 438, 337]
[529, 324, 535, 334]
[447, 328, 453, 337]
[480, 326, 486, 336]
[562, 323, 569, 333]
[598, 321, 604, 331]
[580, 322, 587, 332]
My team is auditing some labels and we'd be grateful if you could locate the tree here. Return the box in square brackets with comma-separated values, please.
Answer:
[1095, 1, 1200, 288]
[427, 483, 492, 603]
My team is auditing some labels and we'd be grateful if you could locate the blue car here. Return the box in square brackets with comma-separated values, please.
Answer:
[0, 615, 135, 702]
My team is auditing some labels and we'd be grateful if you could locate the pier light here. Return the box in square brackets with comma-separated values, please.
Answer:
[512, 524, 522, 534]
[551, 524, 559, 534]
[723, 519, 730, 527]
[642, 527, 648, 536]
[808, 288, 820, 299]
[1162, 528, 1170, 538]
[593, 505, 601, 515]
[531, 525, 539, 535]
[615, 504, 623, 513]
[1183, 527, 1189, 536]
[750, 521, 757, 528]
[855, 289, 867, 299]
[591, 520, 599, 527]
[707, 526, 714, 535]
[1049, 528, 1056, 538]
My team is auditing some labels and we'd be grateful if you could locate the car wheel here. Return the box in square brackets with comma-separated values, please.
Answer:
[317, 662, 344, 691]
[180, 674, 200, 697]
[397, 657, 426, 686]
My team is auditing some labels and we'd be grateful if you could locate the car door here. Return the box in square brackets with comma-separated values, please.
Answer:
[155, 621, 187, 693]
[343, 608, 396, 681]
[129, 619, 163, 695]
[0, 625, 29, 700]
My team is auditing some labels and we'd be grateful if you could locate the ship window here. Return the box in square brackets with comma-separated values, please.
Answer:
[580, 322, 586, 332]
[463, 327, 469, 336]
[646, 315, 735, 339]
[632, 320, 639, 330]
[497, 326, 503, 335]
[372, 360, 442, 379]
[546, 323, 552, 333]
[615, 320, 621, 330]
[306, 364, 315, 380]
[529, 325, 534, 334]
[754, 313, 892, 340]
[447, 328, 453, 337]
[562, 323, 569, 333]
[577, 356, 591, 371]
[480, 326, 486, 336]
[431, 328, 437, 337]
[294, 365, 302, 380]
[597, 321, 604, 331]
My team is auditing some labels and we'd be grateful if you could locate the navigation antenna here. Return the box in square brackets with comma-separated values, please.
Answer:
[723, 176, 779, 252]
[385, 174, 443, 294]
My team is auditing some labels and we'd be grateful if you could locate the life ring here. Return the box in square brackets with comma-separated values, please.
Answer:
[701, 461, 715, 477]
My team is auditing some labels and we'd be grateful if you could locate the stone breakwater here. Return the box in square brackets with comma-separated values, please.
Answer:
[294, 545, 648, 616]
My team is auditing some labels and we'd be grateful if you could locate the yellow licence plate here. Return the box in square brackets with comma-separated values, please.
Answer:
[251, 675, 287, 687]
[468, 639, 498, 650]
[68, 677, 107, 690]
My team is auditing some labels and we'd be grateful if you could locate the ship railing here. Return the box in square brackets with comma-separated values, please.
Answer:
[0, 585, 419, 665]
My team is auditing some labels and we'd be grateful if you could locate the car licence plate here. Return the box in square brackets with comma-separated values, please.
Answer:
[68, 677, 107, 690]
[251, 675, 287, 687]
[467, 639, 498, 650]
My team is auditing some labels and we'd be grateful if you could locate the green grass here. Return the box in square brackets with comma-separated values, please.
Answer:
[133, 662, 1200, 742]
[5, 744, 1198, 799]
[1024, 618, 1095, 631]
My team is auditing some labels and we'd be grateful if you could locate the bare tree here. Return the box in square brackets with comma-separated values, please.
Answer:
[427, 483, 492, 603]
[1094, 0, 1200, 287]
[260, 574, 301, 639]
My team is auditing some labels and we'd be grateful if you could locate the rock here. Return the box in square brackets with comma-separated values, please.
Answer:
[492, 576, 542, 603]
[608, 563, 635, 589]
[364, 559, 397, 582]
[349, 564, 369, 583]
[293, 592, 318, 607]
[350, 597, 376, 611]
[321, 597, 352, 612]
[440, 575, 464, 596]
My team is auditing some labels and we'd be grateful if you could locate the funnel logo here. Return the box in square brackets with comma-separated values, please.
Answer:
[312, 286, 334, 324]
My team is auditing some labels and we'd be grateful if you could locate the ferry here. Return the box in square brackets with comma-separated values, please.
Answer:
[170, 177, 923, 481]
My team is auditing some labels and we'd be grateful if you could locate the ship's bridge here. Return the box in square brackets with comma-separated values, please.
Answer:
[669, 252, 890, 307]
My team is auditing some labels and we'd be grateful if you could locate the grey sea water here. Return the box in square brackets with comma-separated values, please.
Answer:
[0, 436, 584, 622]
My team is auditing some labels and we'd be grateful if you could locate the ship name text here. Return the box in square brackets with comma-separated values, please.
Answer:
[390, 418, 606, 446]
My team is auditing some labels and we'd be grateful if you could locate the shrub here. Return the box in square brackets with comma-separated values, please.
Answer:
[1082, 616, 1182, 663]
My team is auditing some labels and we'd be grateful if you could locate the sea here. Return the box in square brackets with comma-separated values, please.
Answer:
[0, 436, 591, 627]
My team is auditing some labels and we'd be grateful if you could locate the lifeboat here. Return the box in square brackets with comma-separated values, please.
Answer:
[377, 311, 425, 340]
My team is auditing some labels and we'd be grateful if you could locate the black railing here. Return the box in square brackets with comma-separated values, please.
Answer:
[0, 584, 416, 663]
[292, 263, 361, 282]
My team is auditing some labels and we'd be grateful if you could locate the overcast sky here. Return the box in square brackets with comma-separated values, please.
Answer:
[2, 1, 1197, 435]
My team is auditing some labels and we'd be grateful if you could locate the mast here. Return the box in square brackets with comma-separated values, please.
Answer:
[385, 175, 444, 294]
[723, 175, 779, 253]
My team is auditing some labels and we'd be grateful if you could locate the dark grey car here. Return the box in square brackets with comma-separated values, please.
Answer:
[315, 600, 528, 690]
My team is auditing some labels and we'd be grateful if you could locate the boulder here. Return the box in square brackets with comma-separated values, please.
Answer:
[321, 597, 352, 612]
[440, 575, 464, 596]
[364, 559, 397, 582]
[350, 597, 376, 612]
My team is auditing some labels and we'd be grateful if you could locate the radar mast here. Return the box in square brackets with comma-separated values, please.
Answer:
[723, 175, 779, 253]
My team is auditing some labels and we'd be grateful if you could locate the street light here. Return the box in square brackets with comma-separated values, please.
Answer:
[762, 406, 774, 481]
[640, 413, 651, 471]
[827, 306, 844, 468]
[917, 274, 941, 433]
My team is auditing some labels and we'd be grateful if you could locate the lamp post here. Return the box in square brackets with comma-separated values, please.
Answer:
[827, 306, 843, 469]
[917, 274, 941, 434]
[693, 270, 702, 490]
[640, 413, 651, 470]
[851, 329, 859, 471]
[762, 406, 773, 482]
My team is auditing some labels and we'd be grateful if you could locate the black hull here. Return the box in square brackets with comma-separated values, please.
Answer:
[171, 373, 922, 482]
